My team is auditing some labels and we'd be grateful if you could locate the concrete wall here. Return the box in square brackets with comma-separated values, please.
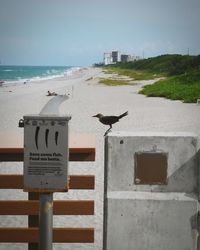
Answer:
[104, 132, 199, 250]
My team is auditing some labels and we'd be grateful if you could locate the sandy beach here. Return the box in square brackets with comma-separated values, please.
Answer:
[0, 67, 200, 250]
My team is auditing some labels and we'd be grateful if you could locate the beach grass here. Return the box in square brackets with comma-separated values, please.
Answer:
[100, 55, 200, 103]
[139, 70, 200, 103]
[103, 67, 159, 80]
[99, 78, 131, 86]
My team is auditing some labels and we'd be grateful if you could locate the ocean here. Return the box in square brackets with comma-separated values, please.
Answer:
[0, 65, 77, 84]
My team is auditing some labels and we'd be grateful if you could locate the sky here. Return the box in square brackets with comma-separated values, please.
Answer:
[0, 0, 200, 66]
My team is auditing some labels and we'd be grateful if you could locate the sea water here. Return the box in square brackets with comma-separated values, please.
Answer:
[0, 65, 78, 84]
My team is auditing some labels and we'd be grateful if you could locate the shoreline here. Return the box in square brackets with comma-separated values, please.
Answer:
[0, 65, 83, 87]
[0, 66, 86, 88]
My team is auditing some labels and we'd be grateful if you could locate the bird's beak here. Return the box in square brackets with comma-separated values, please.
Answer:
[92, 114, 98, 117]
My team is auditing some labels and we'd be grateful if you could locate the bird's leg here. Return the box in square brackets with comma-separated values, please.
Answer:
[104, 129, 110, 136]
[104, 125, 112, 136]
[108, 124, 112, 133]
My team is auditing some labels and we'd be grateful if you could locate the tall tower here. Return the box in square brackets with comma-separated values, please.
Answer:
[112, 51, 120, 63]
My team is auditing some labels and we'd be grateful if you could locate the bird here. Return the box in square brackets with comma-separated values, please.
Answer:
[93, 111, 128, 136]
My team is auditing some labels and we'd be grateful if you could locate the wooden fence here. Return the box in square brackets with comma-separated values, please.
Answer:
[0, 134, 95, 249]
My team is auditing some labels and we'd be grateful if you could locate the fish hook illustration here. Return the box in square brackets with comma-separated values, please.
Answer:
[35, 126, 40, 149]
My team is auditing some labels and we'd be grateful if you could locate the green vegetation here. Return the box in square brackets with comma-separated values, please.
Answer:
[101, 54, 200, 103]
[99, 78, 130, 86]
[139, 69, 200, 103]
[105, 54, 200, 76]
[103, 68, 159, 80]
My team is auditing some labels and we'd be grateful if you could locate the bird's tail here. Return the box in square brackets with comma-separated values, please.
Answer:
[118, 111, 128, 119]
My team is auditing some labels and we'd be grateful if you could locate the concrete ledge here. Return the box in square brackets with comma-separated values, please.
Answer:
[107, 131, 198, 139]
[105, 132, 198, 193]
[107, 191, 197, 201]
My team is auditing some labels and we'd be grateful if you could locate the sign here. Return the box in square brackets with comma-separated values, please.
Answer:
[23, 115, 71, 192]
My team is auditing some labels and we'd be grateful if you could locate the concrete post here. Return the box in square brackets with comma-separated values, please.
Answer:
[104, 132, 199, 250]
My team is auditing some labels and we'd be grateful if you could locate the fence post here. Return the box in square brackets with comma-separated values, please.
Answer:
[28, 192, 39, 250]
[103, 132, 199, 250]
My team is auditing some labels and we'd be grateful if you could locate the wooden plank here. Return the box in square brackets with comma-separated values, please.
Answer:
[0, 228, 94, 243]
[54, 200, 94, 215]
[0, 200, 37, 215]
[54, 228, 94, 243]
[28, 192, 39, 250]
[0, 200, 94, 215]
[0, 147, 95, 162]
[0, 175, 23, 189]
[69, 175, 95, 189]
[0, 133, 95, 161]
[0, 148, 23, 161]
[69, 150, 95, 161]
[0, 175, 95, 190]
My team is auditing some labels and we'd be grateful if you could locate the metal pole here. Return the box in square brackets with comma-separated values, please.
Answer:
[39, 193, 53, 250]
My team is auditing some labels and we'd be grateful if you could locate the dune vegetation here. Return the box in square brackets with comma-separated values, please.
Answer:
[99, 54, 200, 103]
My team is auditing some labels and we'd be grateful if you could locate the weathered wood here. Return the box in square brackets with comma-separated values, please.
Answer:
[0, 134, 96, 247]
[0, 200, 94, 215]
[0, 228, 94, 243]
[0, 147, 95, 161]
[69, 175, 95, 189]
[28, 192, 39, 250]
[0, 175, 95, 190]
[54, 200, 94, 215]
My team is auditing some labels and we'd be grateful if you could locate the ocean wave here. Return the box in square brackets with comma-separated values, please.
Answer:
[3, 69, 13, 72]
[2, 67, 82, 86]
[64, 67, 81, 76]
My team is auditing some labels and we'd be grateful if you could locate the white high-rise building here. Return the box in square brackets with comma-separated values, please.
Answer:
[104, 50, 140, 65]
[104, 52, 113, 65]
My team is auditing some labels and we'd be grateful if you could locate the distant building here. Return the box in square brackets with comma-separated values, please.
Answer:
[129, 55, 141, 61]
[104, 50, 140, 65]
[111, 51, 121, 63]
[104, 53, 113, 65]
[121, 54, 129, 63]
[121, 54, 141, 63]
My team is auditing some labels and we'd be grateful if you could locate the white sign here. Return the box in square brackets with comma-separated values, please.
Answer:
[23, 115, 71, 191]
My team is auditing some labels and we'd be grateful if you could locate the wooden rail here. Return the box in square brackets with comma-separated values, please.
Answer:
[0, 200, 94, 215]
[0, 134, 96, 248]
[0, 228, 94, 243]
[0, 175, 95, 189]
[0, 147, 95, 161]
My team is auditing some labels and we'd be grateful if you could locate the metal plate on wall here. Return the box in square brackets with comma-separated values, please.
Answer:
[134, 152, 168, 185]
